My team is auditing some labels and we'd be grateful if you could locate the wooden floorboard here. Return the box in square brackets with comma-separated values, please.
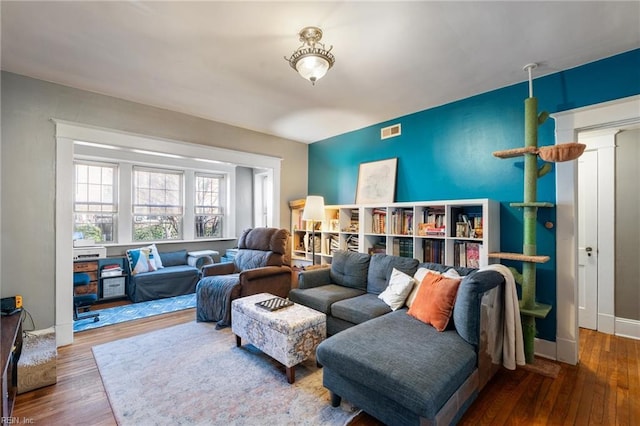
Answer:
[13, 317, 640, 425]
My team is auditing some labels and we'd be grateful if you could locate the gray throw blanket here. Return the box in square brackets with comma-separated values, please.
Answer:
[196, 274, 241, 329]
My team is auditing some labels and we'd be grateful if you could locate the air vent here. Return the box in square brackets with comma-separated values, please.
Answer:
[381, 124, 401, 140]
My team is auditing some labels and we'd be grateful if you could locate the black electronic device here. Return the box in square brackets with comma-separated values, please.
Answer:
[1, 296, 23, 316]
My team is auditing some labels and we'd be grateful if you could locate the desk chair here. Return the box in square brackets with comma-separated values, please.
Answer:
[73, 272, 99, 322]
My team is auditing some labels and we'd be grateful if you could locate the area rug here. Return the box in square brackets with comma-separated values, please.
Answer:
[74, 293, 196, 333]
[92, 321, 360, 425]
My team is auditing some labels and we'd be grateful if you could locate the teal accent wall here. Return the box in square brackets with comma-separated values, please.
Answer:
[308, 49, 640, 341]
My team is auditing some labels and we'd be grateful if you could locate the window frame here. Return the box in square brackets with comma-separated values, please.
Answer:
[73, 160, 118, 243]
[194, 172, 225, 239]
[132, 166, 185, 242]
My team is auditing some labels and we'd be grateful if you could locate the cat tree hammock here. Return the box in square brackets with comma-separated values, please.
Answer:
[490, 63, 585, 364]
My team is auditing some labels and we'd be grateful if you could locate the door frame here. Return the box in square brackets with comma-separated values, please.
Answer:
[552, 94, 640, 365]
[577, 130, 619, 334]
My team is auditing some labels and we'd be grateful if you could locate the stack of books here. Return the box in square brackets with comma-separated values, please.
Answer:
[101, 264, 124, 278]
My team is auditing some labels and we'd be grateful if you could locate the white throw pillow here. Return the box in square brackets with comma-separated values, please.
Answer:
[406, 267, 460, 307]
[378, 268, 416, 311]
[146, 243, 164, 269]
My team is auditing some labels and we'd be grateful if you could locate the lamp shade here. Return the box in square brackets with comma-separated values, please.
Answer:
[296, 55, 330, 83]
[302, 195, 325, 221]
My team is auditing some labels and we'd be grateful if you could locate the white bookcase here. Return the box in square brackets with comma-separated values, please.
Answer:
[290, 198, 500, 269]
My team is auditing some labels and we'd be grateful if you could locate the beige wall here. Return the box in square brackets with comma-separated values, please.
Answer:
[1, 71, 308, 328]
[615, 128, 640, 320]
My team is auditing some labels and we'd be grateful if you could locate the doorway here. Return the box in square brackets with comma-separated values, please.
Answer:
[553, 95, 640, 365]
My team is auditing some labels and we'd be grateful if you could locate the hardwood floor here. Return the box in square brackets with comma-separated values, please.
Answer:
[14, 316, 639, 425]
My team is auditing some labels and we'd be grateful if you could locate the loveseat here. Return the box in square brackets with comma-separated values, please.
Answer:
[291, 251, 507, 425]
[127, 249, 201, 303]
[289, 251, 419, 335]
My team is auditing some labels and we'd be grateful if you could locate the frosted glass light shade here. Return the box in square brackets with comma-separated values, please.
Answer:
[296, 56, 330, 83]
[302, 195, 325, 221]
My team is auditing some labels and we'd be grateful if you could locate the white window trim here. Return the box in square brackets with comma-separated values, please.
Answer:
[54, 119, 282, 346]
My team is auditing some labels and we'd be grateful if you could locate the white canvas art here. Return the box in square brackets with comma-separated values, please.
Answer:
[355, 158, 397, 204]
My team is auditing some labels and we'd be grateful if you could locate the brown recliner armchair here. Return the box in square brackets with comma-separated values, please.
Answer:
[195, 227, 292, 328]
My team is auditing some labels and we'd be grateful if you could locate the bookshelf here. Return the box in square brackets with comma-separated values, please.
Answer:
[290, 198, 499, 268]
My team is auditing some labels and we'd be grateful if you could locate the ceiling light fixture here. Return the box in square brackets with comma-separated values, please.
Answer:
[285, 26, 335, 85]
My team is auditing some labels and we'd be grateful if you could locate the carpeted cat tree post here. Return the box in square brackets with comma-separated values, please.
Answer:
[491, 63, 585, 365]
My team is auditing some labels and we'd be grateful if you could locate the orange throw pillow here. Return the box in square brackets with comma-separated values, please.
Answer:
[407, 271, 462, 331]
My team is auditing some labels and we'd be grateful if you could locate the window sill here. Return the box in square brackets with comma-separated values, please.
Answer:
[102, 237, 237, 249]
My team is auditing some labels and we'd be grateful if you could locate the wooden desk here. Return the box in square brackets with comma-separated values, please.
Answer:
[1, 313, 22, 418]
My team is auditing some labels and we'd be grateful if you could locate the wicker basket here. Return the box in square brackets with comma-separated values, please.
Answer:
[537, 143, 586, 162]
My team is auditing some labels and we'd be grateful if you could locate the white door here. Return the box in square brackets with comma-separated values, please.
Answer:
[578, 150, 599, 329]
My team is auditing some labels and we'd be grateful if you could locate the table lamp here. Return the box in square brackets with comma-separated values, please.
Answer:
[302, 195, 325, 265]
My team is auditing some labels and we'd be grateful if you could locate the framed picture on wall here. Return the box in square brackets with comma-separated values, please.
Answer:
[355, 158, 398, 204]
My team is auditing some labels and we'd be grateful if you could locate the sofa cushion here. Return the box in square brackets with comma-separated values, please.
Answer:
[234, 249, 275, 270]
[367, 254, 419, 295]
[159, 250, 188, 267]
[289, 285, 365, 315]
[316, 310, 476, 420]
[238, 227, 289, 254]
[329, 251, 370, 290]
[331, 293, 391, 324]
[407, 271, 461, 331]
[453, 269, 504, 346]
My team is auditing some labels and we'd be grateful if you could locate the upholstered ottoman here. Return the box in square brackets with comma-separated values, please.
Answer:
[232, 293, 326, 384]
[18, 327, 57, 394]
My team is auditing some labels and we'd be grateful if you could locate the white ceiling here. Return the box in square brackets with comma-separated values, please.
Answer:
[2, 1, 639, 144]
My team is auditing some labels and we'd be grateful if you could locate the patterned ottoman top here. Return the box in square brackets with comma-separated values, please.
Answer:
[232, 293, 326, 335]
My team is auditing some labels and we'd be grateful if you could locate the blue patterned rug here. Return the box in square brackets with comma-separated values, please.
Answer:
[73, 293, 196, 333]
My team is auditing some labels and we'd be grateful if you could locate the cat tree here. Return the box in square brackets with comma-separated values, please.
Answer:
[490, 63, 585, 364]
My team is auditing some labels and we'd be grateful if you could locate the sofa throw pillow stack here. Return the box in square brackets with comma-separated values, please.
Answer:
[378, 268, 415, 310]
[406, 267, 460, 308]
[126, 244, 163, 275]
[407, 271, 462, 331]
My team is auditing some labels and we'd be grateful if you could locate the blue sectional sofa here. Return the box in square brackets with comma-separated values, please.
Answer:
[127, 249, 201, 303]
[292, 252, 506, 425]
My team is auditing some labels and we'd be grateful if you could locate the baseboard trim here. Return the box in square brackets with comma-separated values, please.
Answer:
[598, 313, 615, 334]
[56, 322, 73, 347]
[615, 317, 640, 340]
[555, 337, 578, 365]
[534, 338, 557, 361]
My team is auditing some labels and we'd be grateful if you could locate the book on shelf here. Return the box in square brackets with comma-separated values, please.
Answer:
[453, 241, 481, 268]
[422, 239, 444, 264]
[101, 264, 123, 278]
[421, 207, 446, 236]
[345, 234, 359, 252]
[369, 238, 387, 255]
[466, 243, 480, 268]
[391, 208, 413, 235]
[371, 208, 387, 234]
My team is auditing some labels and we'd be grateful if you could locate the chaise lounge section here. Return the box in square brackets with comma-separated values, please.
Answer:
[292, 252, 508, 425]
[321, 264, 505, 425]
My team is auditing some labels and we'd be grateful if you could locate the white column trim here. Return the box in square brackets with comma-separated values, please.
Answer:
[55, 136, 74, 346]
[552, 95, 640, 365]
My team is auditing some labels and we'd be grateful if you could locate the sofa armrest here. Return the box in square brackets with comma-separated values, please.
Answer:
[297, 267, 332, 289]
[239, 266, 292, 298]
[240, 266, 291, 281]
[202, 262, 236, 277]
